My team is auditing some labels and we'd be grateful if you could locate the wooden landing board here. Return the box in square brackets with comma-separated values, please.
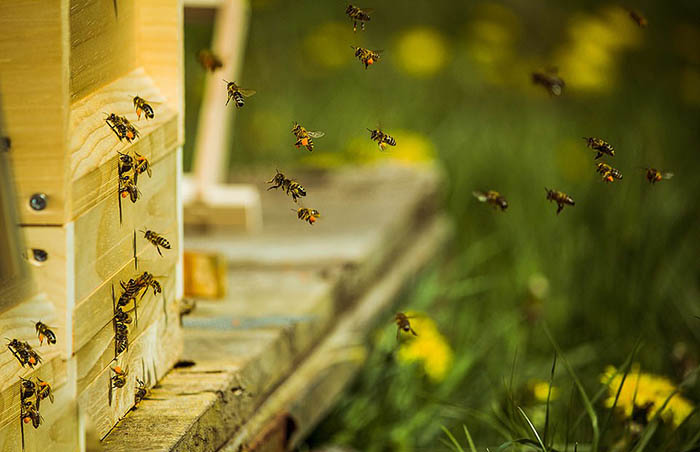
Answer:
[101, 165, 449, 452]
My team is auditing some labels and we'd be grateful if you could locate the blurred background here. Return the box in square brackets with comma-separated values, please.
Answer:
[185, 1, 700, 450]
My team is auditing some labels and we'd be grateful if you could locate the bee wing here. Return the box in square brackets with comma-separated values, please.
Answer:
[239, 89, 257, 97]
[361, 7, 375, 14]
[662, 172, 674, 180]
[307, 131, 325, 138]
[472, 191, 488, 202]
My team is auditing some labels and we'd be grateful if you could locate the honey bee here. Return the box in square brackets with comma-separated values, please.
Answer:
[351, 46, 382, 69]
[35, 321, 56, 345]
[267, 170, 307, 202]
[296, 208, 320, 225]
[7, 338, 42, 368]
[345, 5, 374, 31]
[545, 188, 575, 214]
[21, 400, 42, 429]
[19, 377, 36, 400]
[111, 366, 128, 389]
[35, 378, 54, 409]
[140, 229, 171, 256]
[643, 168, 674, 184]
[596, 162, 623, 182]
[118, 151, 135, 175]
[135, 272, 163, 298]
[119, 173, 141, 203]
[583, 137, 615, 159]
[291, 122, 325, 152]
[118, 278, 141, 308]
[114, 321, 129, 355]
[367, 127, 396, 150]
[197, 49, 223, 72]
[472, 190, 508, 211]
[134, 378, 148, 406]
[105, 113, 140, 143]
[394, 312, 417, 341]
[224, 80, 256, 108]
[133, 96, 155, 120]
[113, 306, 132, 324]
[628, 9, 648, 28]
[532, 68, 565, 96]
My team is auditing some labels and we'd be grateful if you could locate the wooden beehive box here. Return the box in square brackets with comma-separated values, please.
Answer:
[0, 0, 184, 444]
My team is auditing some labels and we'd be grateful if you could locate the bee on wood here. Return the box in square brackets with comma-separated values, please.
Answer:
[111, 366, 128, 389]
[224, 80, 256, 108]
[197, 49, 223, 72]
[583, 137, 615, 159]
[134, 378, 148, 406]
[119, 174, 141, 203]
[643, 167, 674, 184]
[394, 312, 417, 341]
[115, 326, 129, 355]
[296, 208, 320, 225]
[291, 122, 325, 152]
[133, 96, 155, 120]
[105, 113, 140, 143]
[118, 151, 135, 175]
[118, 278, 141, 308]
[367, 127, 396, 151]
[35, 378, 54, 409]
[628, 9, 648, 28]
[596, 162, 623, 182]
[140, 230, 171, 256]
[135, 272, 163, 298]
[132, 151, 152, 182]
[19, 377, 36, 400]
[351, 46, 382, 69]
[114, 306, 132, 324]
[545, 188, 575, 214]
[7, 339, 42, 368]
[21, 400, 42, 429]
[267, 170, 307, 202]
[532, 68, 565, 96]
[472, 190, 508, 211]
[345, 5, 374, 32]
[35, 321, 56, 345]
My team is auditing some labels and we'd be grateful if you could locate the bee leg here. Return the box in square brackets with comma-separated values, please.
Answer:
[396, 328, 400, 342]
[595, 152, 602, 159]
[557, 204, 563, 214]
[156, 245, 163, 257]
[410, 328, 418, 336]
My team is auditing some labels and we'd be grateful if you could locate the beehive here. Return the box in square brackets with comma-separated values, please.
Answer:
[0, 0, 184, 446]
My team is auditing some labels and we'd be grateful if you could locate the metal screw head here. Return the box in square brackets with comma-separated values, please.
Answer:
[29, 193, 47, 211]
[32, 249, 48, 262]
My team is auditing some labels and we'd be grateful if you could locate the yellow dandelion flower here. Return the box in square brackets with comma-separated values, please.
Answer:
[601, 365, 694, 428]
[397, 313, 453, 382]
[343, 129, 436, 166]
[529, 379, 559, 403]
[395, 27, 449, 77]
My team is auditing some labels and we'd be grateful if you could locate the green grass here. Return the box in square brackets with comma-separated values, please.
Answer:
[184, 0, 700, 450]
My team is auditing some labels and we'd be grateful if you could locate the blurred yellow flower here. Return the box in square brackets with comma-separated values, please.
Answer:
[397, 312, 453, 382]
[395, 27, 449, 77]
[601, 365, 694, 428]
[529, 379, 559, 403]
[303, 22, 355, 69]
[341, 129, 436, 166]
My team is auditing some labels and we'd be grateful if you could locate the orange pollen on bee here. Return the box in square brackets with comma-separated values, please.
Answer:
[605, 175, 613, 182]
[113, 366, 123, 373]
[309, 216, 316, 224]
[300, 138, 309, 146]
[126, 132, 135, 139]
[28, 357, 36, 364]
[367, 58, 374, 65]
[121, 192, 129, 198]
[23, 417, 31, 424]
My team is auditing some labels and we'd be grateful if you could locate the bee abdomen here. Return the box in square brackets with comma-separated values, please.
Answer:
[234, 92, 245, 108]
[383, 135, 397, 146]
[156, 237, 171, 249]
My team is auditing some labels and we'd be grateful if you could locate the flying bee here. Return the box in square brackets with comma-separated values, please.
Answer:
[291, 122, 325, 152]
[628, 9, 648, 28]
[224, 80, 256, 108]
[583, 137, 615, 159]
[367, 127, 396, 150]
[296, 208, 320, 225]
[21, 400, 42, 429]
[596, 162, 623, 182]
[134, 378, 148, 406]
[545, 188, 575, 214]
[7, 339, 41, 368]
[351, 46, 382, 69]
[140, 229, 171, 256]
[267, 170, 307, 202]
[345, 5, 374, 31]
[35, 378, 54, 409]
[119, 174, 141, 203]
[19, 377, 36, 400]
[532, 68, 565, 96]
[35, 321, 56, 345]
[643, 168, 674, 184]
[197, 49, 223, 72]
[472, 190, 508, 211]
[132, 96, 155, 120]
[111, 366, 128, 389]
[394, 312, 417, 341]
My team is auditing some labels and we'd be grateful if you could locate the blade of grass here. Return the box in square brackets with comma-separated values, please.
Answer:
[543, 324, 599, 452]
[600, 340, 642, 440]
[544, 353, 557, 448]
[463, 424, 478, 452]
[518, 406, 548, 452]
[442, 426, 465, 452]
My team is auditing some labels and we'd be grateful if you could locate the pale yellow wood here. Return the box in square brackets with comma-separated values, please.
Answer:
[183, 180, 262, 231]
[138, 0, 185, 144]
[0, 0, 70, 225]
[184, 0, 223, 6]
[78, 283, 182, 440]
[69, 0, 137, 102]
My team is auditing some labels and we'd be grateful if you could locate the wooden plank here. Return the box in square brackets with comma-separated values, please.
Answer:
[183, 181, 262, 231]
[78, 278, 182, 440]
[69, 0, 137, 102]
[138, 0, 185, 144]
[0, 0, 70, 225]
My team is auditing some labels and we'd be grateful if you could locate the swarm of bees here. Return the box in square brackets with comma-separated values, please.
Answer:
[267, 170, 307, 203]
[224, 80, 256, 108]
[292, 122, 325, 152]
[197, 49, 223, 72]
[351, 46, 382, 69]
[105, 113, 140, 143]
[345, 5, 373, 31]
[19, 375, 54, 434]
[140, 229, 171, 256]
[472, 190, 508, 211]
